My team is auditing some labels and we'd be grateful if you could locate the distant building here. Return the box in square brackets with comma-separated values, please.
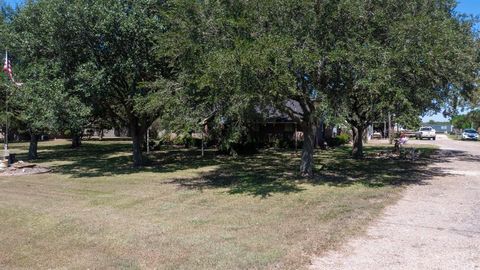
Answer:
[423, 123, 453, 134]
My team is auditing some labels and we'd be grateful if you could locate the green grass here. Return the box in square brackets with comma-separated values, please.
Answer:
[0, 140, 439, 269]
[448, 134, 479, 142]
[447, 134, 460, 140]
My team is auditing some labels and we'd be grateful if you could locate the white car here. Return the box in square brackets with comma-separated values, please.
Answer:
[415, 126, 436, 140]
[461, 129, 479, 141]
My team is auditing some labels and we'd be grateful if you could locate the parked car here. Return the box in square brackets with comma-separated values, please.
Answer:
[461, 128, 479, 141]
[415, 126, 436, 140]
[403, 130, 417, 138]
[372, 131, 382, 139]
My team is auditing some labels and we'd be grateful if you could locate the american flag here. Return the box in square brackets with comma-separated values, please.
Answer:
[3, 52, 22, 86]
[3, 51, 13, 81]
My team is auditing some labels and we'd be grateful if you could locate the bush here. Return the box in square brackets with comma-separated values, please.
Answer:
[337, 133, 350, 145]
[150, 140, 161, 151]
[218, 136, 259, 156]
[273, 138, 290, 149]
[171, 133, 194, 148]
[183, 134, 195, 148]
[230, 142, 258, 155]
[326, 134, 350, 147]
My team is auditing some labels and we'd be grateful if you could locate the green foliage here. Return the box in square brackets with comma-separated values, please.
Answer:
[8, 0, 174, 164]
[397, 114, 422, 130]
[161, 1, 317, 141]
[172, 133, 192, 147]
[452, 114, 472, 129]
[162, 0, 478, 164]
[0, 0, 477, 167]
[12, 75, 62, 135]
[337, 134, 351, 145]
[453, 110, 480, 130]
[467, 110, 480, 129]
[326, 134, 351, 147]
[9, 0, 93, 139]
[273, 138, 290, 149]
[328, 0, 477, 128]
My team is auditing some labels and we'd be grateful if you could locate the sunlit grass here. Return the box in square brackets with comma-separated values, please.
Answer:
[0, 140, 439, 269]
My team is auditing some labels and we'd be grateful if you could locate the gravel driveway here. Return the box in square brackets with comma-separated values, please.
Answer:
[310, 135, 480, 270]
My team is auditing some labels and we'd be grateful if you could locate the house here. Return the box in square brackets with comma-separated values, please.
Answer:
[424, 122, 453, 134]
[199, 100, 333, 149]
[247, 100, 337, 148]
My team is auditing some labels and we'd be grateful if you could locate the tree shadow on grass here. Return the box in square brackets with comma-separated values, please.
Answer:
[18, 142, 222, 178]
[307, 146, 455, 188]
[17, 142, 470, 198]
[167, 151, 305, 198]
[167, 146, 462, 197]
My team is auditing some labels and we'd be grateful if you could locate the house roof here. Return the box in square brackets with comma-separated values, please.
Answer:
[263, 100, 304, 122]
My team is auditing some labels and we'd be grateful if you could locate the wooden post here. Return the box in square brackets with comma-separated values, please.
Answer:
[201, 131, 204, 157]
[388, 112, 393, 144]
[146, 127, 150, 154]
[295, 123, 298, 154]
[383, 121, 387, 139]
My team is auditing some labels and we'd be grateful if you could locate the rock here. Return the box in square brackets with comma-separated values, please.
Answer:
[13, 162, 36, 169]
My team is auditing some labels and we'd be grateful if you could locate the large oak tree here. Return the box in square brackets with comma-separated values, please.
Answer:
[162, 0, 478, 175]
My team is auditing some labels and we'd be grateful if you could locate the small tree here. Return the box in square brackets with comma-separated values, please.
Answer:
[73, 0, 172, 166]
[13, 76, 62, 159]
[451, 114, 470, 130]
[467, 110, 480, 129]
[11, 0, 93, 149]
[56, 96, 91, 148]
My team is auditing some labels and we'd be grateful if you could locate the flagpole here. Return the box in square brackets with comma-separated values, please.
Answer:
[3, 50, 8, 160]
[2, 50, 23, 164]
[4, 83, 7, 152]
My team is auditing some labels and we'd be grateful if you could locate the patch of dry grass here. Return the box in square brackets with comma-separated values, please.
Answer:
[0, 140, 438, 269]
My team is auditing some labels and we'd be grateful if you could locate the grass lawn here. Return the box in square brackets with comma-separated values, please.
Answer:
[448, 134, 479, 142]
[447, 134, 460, 140]
[0, 140, 438, 269]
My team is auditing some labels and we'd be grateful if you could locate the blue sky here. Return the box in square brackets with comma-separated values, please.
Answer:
[4, 0, 22, 8]
[456, 0, 480, 17]
[4, 0, 479, 122]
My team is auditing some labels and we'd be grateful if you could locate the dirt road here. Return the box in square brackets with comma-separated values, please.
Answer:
[310, 135, 480, 270]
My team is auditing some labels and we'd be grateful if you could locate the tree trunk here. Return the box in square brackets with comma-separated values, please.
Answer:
[28, 133, 39, 160]
[130, 119, 145, 167]
[71, 134, 82, 148]
[315, 120, 326, 150]
[352, 125, 365, 159]
[300, 121, 317, 177]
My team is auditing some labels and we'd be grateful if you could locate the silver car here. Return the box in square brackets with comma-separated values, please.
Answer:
[461, 129, 479, 141]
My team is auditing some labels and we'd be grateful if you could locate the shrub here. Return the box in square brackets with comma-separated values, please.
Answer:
[326, 134, 350, 147]
[337, 133, 350, 145]
[273, 138, 290, 149]
[171, 133, 194, 148]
